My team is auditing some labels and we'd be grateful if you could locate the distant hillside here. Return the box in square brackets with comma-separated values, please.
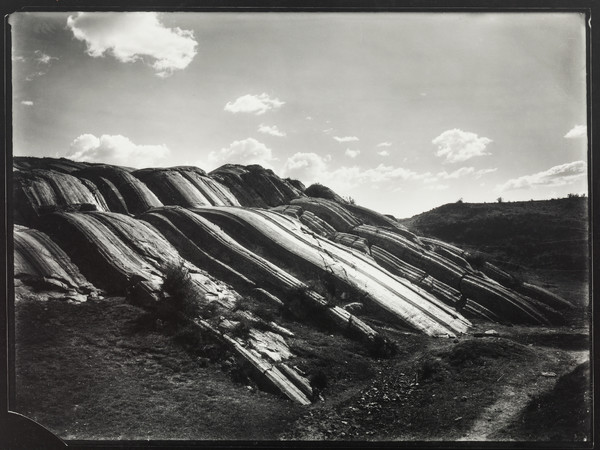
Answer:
[401, 198, 589, 276]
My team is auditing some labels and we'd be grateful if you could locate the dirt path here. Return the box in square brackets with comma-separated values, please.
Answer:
[457, 350, 589, 441]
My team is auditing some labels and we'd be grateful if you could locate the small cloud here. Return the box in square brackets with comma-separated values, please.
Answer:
[34, 50, 58, 65]
[377, 150, 390, 157]
[496, 161, 587, 191]
[258, 124, 286, 137]
[334, 136, 359, 143]
[67, 133, 170, 168]
[420, 92, 427, 97]
[225, 93, 284, 115]
[67, 12, 198, 77]
[376, 142, 392, 147]
[25, 71, 46, 81]
[305, 116, 313, 120]
[20, 101, 34, 106]
[12, 55, 25, 62]
[436, 167, 475, 180]
[564, 125, 587, 139]
[283, 154, 431, 191]
[323, 128, 334, 134]
[345, 149, 360, 159]
[474, 168, 498, 179]
[208, 137, 275, 169]
[432, 129, 492, 163]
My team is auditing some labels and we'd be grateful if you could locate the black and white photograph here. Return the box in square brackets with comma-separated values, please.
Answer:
[5, 8, 593, 445]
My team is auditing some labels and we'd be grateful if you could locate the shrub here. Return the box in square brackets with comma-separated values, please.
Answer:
[160, 260, 201, 320]
[305, 183, 339, 201]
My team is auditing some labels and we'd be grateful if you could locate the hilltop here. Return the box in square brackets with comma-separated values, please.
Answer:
[401, 198, 588, 274]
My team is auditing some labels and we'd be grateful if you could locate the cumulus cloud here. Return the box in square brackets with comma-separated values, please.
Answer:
[345, 149, 360, 159]
[376, 142, 392, 147]
[432, 129, 492, 163]
[282, 153, 430, 191]
[208, 138, 275, 169]
[496, 161, 586, 191]
[21, 101, 34, 106]
[377, 150, 390, 157]
[334, 136, 359, 143]
[224, 93, 284, 115]
[564, 125, 587, 139]
[258, 124, 286, 137]
[282, 152, 332, 184]
[68, 133, 170, 168]
[67, 12, 198, 77]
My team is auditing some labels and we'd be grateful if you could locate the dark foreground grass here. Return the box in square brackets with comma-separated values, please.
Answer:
[14, 292, 591, 442]
[14, 295, 303, 440]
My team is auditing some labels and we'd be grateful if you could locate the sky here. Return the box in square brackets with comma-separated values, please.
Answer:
[10, 12, 588, 218]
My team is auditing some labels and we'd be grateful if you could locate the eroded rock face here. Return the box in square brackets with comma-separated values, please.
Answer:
[74, 166, 163, 215]
[12, 156, 575, 404]
[210, 164, 305, 207]
[134, 167, 240, 208]
[14, 225, 99, 301]
[13, 169, 109, 225]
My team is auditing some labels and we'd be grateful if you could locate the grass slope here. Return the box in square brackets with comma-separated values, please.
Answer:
[401, 198, 588, 274]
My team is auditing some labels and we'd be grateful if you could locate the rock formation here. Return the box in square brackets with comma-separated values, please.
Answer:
[13, 156, 573, 404]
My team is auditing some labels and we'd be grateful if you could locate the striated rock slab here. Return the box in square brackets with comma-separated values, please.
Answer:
[192, 206, 471, 337]
[290, 197, 361, 233]
[74, 166, 162, 214]
[134, 167, 240, 208]
[140, 207, 380, 345]
[13, 169, 108, 225]
[210, 164, 304, 208]
[14, 225, 98, 300]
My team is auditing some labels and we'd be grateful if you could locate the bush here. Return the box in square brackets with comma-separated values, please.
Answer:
[305, 183, 340, 201]
[160, 260, 201, 320]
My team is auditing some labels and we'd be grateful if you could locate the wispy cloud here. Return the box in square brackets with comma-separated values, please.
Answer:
[474, 168, 498, 179]
[564, 125, 587, 139]
[323, 128, 334, 134]
[208, 138, 275, 170]
[34, 50, 58, 65]
[283, 152, 430, 191]
[67, 12, 198, 77]
[432, 129, 492, 163]
[25, 71, 46, 81]
[258, 124, 286, 137]
[496, 161, 586, 191]
[334, 136, 359, 143]
[21, 101, 34, 106]
[435, 167, 475, 180]
[376, 142, 392, 147]
[377, 150, 390, 157]
[225, 93, 284, 115]
[345, 149, 360, 159]
[68, 133, 169, 168]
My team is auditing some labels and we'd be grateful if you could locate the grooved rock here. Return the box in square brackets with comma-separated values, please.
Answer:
[134, 167, 240, 207]
[210, 164, 305, 207]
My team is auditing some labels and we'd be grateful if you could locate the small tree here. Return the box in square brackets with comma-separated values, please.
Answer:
[496, 197, 503, 203]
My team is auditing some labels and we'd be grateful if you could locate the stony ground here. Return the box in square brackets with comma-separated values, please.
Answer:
[13, 284, 591, 443]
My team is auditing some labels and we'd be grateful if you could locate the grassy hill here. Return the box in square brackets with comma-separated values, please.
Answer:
[401, 197, 589, 281]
